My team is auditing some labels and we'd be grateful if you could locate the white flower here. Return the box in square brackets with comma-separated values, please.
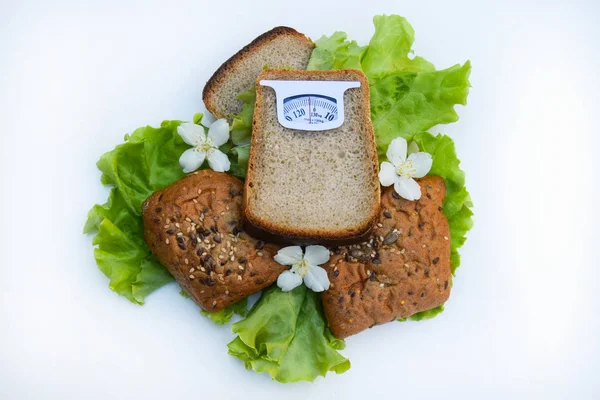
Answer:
[177, 119, 231, 173]
[275, 245, 331, 292]
[379, 137, 433, 201]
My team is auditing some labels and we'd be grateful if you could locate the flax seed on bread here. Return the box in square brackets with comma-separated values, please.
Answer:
[321, 177, 452, 338]
[202, 26, 314, 121]
[243, 69, 380, 245]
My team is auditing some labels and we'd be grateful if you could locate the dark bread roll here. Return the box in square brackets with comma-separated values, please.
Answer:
[321, 176, 452, 338]
[142, 170, 285, 312]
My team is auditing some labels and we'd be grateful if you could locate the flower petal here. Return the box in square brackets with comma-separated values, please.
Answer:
[394, 176, 422, 201]
[407, 140, 420, 155]
[303, 266, 330, 292]
[201, 114, 215, 128]
[207, 118, 230, 147]
[179, 148, 206, 173]
[379, 161, 398, 187]
[407, 152, 433, 178]
[177, 122, 205, 146]
[304, 245, 330, 266]
[386, 137, 407, 166]
[277, 270, 303, 292]
[274, 246, 303, 266]
[207, 149, 231, 172]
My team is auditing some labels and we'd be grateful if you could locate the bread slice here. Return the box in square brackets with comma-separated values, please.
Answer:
[202, 27, 314, 120]
[243, 69, 380, 245]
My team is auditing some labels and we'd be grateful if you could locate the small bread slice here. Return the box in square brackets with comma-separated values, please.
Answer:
[202, 27, 314, 120]
[244, 69, 380, 245]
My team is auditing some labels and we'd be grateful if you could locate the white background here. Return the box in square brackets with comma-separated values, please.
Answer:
[1, 0, 599, 398]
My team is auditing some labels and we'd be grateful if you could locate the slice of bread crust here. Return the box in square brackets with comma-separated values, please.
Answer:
[202, 26, 314, 120]
[243, 69, 380, 245]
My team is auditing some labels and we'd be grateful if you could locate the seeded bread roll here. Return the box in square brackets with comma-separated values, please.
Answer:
[243, 69, 380, 245]
[142, 170, 285, 312]
[202, 26, 314, 121]
[321, 177, 452, 338]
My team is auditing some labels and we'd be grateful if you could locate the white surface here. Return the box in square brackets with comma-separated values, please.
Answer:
[1, 0, 599, 398]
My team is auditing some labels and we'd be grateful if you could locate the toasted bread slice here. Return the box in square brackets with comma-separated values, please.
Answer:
[243, 69, 380, 245]
[202, 27, 314, 120]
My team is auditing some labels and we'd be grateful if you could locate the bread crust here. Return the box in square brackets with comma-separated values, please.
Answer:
[202, 26, 314, 119]
[243, 69, 380, 245]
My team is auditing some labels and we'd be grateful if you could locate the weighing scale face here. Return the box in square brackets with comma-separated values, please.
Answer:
[259, 80, 361, 131]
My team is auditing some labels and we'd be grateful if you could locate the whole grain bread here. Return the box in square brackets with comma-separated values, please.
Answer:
[321, 177, 452, 338]
[202, 26, 314, 121]
[243, 69, 380, 245]
[142, 170, 285, 312]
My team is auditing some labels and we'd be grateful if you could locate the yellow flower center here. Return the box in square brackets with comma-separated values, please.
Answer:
[292, 257, 310, 278]
[197, 141, 213, 153]
[396, 160, 416, 178]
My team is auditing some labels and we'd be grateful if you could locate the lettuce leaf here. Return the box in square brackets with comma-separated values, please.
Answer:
[307, 15, 433, 76]
[201, 298, 248, 325]
[228, 144, 250, 179]
[403, 305, 444, 321]
[85, 114, 250, 304]
[228, 285, 350, 383]
[370, 62, 472, 158]
[230, 88, 255, 146]
[362, 14, 435, 76]
[307, 31, 367, 71]
[84, 120, 187, 303]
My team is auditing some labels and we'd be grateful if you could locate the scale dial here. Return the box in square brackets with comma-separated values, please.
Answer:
[259, 80, 360, 131]
[283, 94, 338, 125]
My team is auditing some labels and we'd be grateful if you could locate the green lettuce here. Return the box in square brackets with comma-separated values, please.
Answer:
[362, 14, 435, 76]
[370, 62, 471, 158]
[307, 15, 435, 77]
[84, 120, 187, 303]
[228, 144, 250, 179]
[201, 298, 248, 325]
[84, 114, 249, 304]
[307, 31, 367, 71]
[230, 88, 255, 146]
[228, 285, 350, 383]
